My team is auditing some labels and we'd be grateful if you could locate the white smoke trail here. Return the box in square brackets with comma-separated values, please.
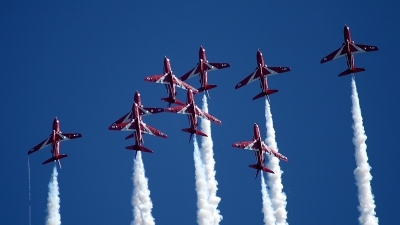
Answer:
[28, 157, 32, 225]
[194, 136, 212, 225]
[199, 94, 222, 224]
[261, 173, 276, 225]
[46, 165, 61, 225]
[131, 151, 155, 225]
[351, 77, 378, 225]
[264, 98, 288, 225]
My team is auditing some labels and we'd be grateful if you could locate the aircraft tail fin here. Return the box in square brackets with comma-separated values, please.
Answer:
[161, 97, 185, 106]
[249, 164, 274, 175]
[252, 89, 278, 100]
[338, 67, 365, 77]
[198, 84, 217, 92]
[125, 145, 153, 153]
[42, 154, 68, 167]
[182, 128, 207, 137]
[182, 128, 207, 142]
[125, 133, 135, 140]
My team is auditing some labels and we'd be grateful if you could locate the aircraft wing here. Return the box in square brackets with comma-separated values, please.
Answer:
[262, 142, 288, 162]
[28, 135, 53, 154]
[172, 76, 199, 93]
[195, 106, 222, 124]
[139, 107, 164, 116]
[165, 105, 192, 115]
[181, 62, 230, 81]
[206, 62, 230, 71]
[111, 112, 132, 125]
[320, 44, 347, 63]
[144, 73, 169, 84]
[140, 122, 167, 138]
[181, 64, 202, 81]
[58, 133, 82, 142]
[262, 66, 291, 76]
[232, 140, 260, 150]
[349, 43, 379, 54]
[108, 120, 137, 131]
[235, 69, 261, 89]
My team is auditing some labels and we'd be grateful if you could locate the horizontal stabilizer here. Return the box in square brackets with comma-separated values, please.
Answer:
[181, 128, 208, 137]
[125, 133, 135, 140]
[42, 154, 68, 165]
[161, 97, 185, 106]
[198, 84, 217, 92]
[338, 67, 365, 77]
[252, 90, 278, 100]
[125, 145, 153, 153]
[249, 164, 274, 174]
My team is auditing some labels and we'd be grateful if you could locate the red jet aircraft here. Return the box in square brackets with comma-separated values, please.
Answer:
[109, 91, 167, 157]
[165, 89, 222, 142]
[232, 123, 288, 178]
[235, 50, 291, 101]
[144, 56, 199, 106]
[27, 117, 82, 168]
[181, 46, 230, 98]
[320, 25, 379, 77]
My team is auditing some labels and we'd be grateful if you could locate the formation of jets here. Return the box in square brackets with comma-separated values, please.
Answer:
[27, 25, 378, 176]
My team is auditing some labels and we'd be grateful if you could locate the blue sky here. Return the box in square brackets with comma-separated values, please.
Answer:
[1, 1, 399, 224]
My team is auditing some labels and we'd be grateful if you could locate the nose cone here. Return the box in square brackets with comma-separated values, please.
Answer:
[134, 91, 140, 103]
[254, 123, 259, 130]
[257, 49, 262, 59]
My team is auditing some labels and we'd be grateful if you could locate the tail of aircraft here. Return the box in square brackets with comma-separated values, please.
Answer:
[161, 97, 185, 106]
[126, 145, 153, 158]
[182, 128, 208, 142]
[249, 164, 274, 179]
[252, 90, 278, 100]
[338, 67, 365, 77]
[42, 154, 68, 168]
[197, 84, 217, 93]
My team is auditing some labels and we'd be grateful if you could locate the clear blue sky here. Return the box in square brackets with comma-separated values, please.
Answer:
[1, 1, 399, 224]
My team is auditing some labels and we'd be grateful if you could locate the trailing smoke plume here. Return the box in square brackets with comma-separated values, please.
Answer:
[45, 166, 61, 225]
[194, 137, 212, 225]
[351, 77, 378, 225]
[131, 151, 155, 225]
[199, 95, 222, 224]
[264, 99, 288, 225]
[28, 158, 32, 225]
[261, 173, 276, 225]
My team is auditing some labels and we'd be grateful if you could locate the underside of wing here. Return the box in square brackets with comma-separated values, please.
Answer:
[232, 140, 258, 150]
[140, 122, 167, 138]
[112, 112, 132, 125]
[320, 44, 346, 63]
[205, 62, 231, 72]
[235, 69, 261, 89]
[165, 105, 191, 114]
[139, 107, 164, 116]
[173, 76, 199, 93]
[262, 142, 288, 162]
[58, 133, 82, 141]
[350, 43, 379, 54]
[108, 120, 137, 131]
[195, 106, 222, 124]
[263, 66, 291, 76]
[143, 73, 169, 84]
[181, 64, 201, 81]
[28, 135, 52, 154]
